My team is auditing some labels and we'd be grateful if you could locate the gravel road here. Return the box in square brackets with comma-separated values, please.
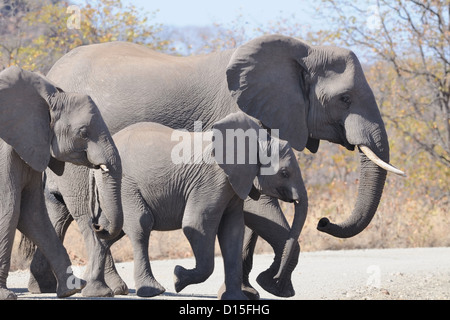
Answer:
[7, 247, 450, 300]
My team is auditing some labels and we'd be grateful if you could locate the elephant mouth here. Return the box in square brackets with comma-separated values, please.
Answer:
[92, 164, 110, 173]
[342, 141, 355, 151]
[276, 187, 299, 203]
[335, 123, 355, 151]
[64, 151, 100, 169]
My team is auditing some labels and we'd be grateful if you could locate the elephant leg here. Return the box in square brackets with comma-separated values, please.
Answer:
[217, 225, 259, 299]
[17, 182, 86, 298]
[243, 195, 299, 298]
[216, 199, 248, 300]
[241, 226, 260, 299]
[0, 189, 21, 300]
[47, 167, 117, 297]
[104, 245, 129, 295]
[78, 214, 114, 297]
[174, 200, 219, 294]
[28, 188, 72, 293]
[122, 190, 164, 297]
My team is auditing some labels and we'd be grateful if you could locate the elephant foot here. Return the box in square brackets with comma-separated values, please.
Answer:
[0, 287, 17, 300]
[174, 265, 212, 293]
[242, 284, 260, 300]
[174, 265, 188, 293]
[105, 274, 129, 295]
[174, 265, 197, 293]
[112, 282, 129, 296]
[218, 282, 260, 300]
[256, 269, 295, 297]
[136, 279, 165, 297]
[28, 249, 58, 293]
[57, 277, 86, 298]
[28, 270, 57, 293]
[81, 280, 114, 297]
[219, 290, 249, 300]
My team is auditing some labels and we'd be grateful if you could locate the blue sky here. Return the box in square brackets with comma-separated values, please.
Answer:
[143, 0, 317, 27]
[71, 0, 380, 58]
[75, 0, 320, 29]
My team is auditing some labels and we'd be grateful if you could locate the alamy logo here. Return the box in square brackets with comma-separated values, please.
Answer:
[170, 121, 280, 176]
[66, 5, 81, 30]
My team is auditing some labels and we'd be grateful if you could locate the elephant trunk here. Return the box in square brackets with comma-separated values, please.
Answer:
[88, 143, 123, 240]
[317, 149, 387, 238]
[275, 192, 308, 281]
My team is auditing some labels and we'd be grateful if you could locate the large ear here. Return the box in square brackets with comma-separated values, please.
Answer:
[226, 34, 311, 151]
[212, 112, 262, 200]
[0, 66, 58, 172]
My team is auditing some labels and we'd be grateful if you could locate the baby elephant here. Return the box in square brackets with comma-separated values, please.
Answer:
[111, 111, 307, 299]
[0, 66, 122, 299]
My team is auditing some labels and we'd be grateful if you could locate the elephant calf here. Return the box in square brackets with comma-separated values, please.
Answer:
[0, 66, 123, 300]
[106, 111, 307, 300]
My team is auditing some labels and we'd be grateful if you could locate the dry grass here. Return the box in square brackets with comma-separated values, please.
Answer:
[299, 177, 450, 251]
[10, 173, 449, 272]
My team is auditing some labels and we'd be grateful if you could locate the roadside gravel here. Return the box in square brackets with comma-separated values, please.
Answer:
[7, 247, 450, 300]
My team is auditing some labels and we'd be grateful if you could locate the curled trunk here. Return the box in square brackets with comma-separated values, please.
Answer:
[317, 151, 387, 238]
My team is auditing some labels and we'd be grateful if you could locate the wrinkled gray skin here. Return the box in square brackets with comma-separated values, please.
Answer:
[105, 112, 307, 299]
[31, 35, 392, 299]
[0, 66, 122, 300]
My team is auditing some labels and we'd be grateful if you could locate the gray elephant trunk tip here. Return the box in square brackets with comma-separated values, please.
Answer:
[316, 217, 355, 238]
[316, 217, 353, 237]
[92, 223, 104, 232]
[91, 222, 119, 241]
[317, 217, 330, 231]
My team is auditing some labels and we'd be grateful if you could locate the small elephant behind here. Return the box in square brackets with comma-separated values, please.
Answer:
[109, 111, 307, 300]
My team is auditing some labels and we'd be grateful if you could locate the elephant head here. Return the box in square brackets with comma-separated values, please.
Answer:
[0, 66, 122, 240]
[226, 35, 405, 239]
[212, 112, 308, 277]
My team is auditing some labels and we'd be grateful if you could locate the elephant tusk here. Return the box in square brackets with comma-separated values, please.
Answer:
[99, 164, 109, 173]
[359, 145, 406, 177]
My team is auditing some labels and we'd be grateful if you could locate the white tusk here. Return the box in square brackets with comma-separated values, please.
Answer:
[359, 145, 406, 177]
[99, 164, 109, 173]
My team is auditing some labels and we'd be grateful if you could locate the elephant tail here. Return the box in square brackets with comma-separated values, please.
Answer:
[19, 234, 36, 260]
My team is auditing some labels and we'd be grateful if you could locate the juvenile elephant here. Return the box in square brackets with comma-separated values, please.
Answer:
[32, 34, 404, 299]
[0, 66, 123, 300]
[106, 112, 307, 299]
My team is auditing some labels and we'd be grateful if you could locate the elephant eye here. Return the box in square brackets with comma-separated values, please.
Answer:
[340, 94, 352, 106]
[280, 168, 289, 178]
[78, 127, 89, 140]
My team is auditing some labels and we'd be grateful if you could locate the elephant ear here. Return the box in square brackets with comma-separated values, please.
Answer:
[0, 66, 58, 172]
[226, 34, 311, 152]
[212, 111, 262, 200]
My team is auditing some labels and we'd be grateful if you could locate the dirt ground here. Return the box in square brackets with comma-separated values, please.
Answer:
[7, 247, 450, 300]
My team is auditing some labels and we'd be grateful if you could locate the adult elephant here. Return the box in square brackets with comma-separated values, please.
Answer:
[29, 34, 404, 298]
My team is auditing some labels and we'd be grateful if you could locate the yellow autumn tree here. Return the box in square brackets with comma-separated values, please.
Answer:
[0, 0, 169, 72]
[304, 0, 450, 248]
